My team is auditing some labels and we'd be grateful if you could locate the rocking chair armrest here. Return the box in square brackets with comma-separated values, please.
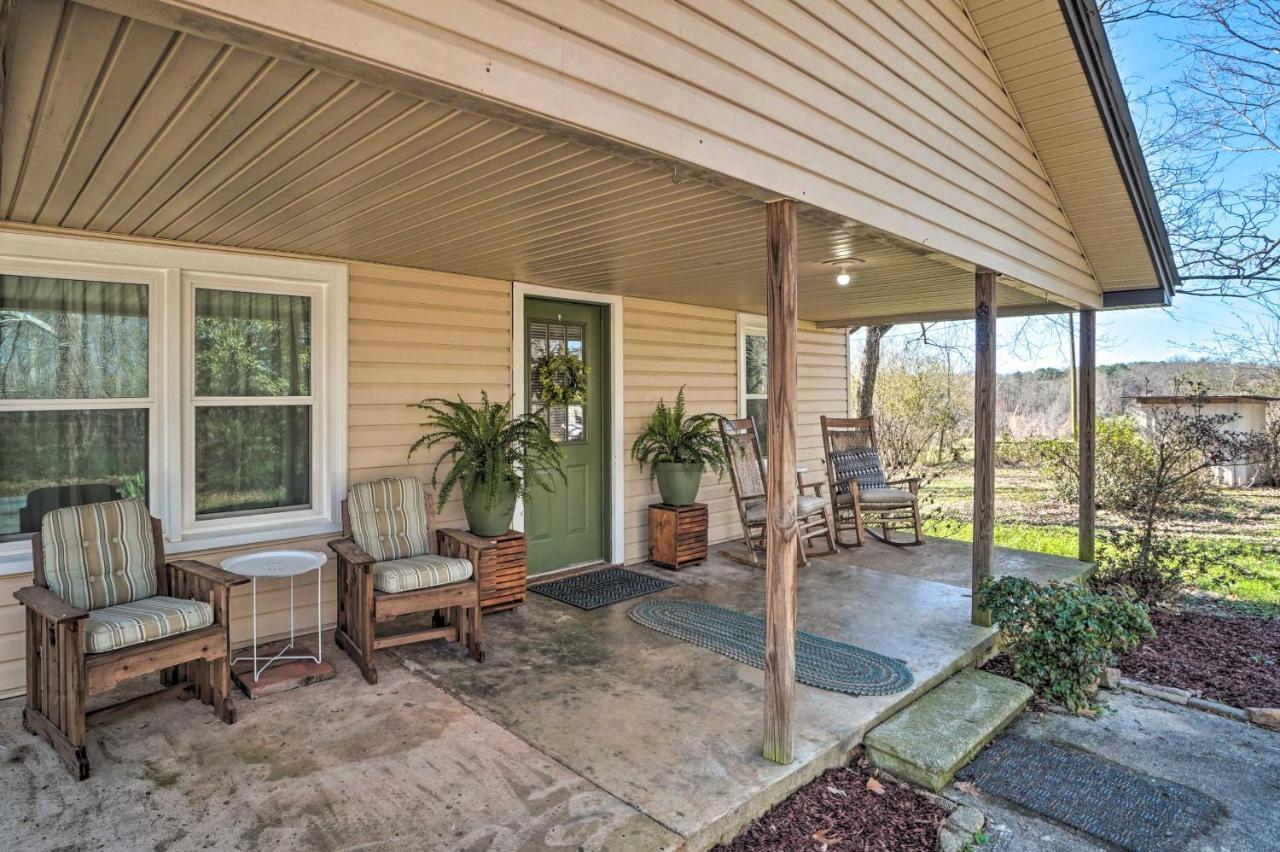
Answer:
[884, 477, 921, 494]
[329, 537, 376, 568]
[168, 559, 251, 589]
[797, 476, 825, 497]
[15, 585, 88, 623]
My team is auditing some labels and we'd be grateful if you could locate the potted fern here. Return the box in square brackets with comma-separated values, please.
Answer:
[408, 392, 565, 536]
[630, 386, 728, 506]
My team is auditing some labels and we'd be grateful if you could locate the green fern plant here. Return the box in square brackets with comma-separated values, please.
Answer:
[629, 386, 728, 478]
[408, 392, 565, 511]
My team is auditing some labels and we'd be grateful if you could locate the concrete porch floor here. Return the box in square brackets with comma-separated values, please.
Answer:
[0, 538, 1089, 850]
[398, 537, 1092, 849]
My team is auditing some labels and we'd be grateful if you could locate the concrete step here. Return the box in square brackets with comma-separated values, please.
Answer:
[865, 668, 1032, 792]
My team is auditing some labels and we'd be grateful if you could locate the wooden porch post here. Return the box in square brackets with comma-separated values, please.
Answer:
[763, 199, 799, 765]
[972, 268, 997, 627]
[1078, 310, 1096, 562]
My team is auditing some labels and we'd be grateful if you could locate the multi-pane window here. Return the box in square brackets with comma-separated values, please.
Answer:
[0, 275, 152, 539]
[0, 233, 345, 570]
[742, 330, 768, 455]
[529, 319, 586, 443]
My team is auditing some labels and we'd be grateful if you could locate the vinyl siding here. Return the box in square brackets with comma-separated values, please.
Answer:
[0, 254, 849, 697]
[622, 297, 850, 563]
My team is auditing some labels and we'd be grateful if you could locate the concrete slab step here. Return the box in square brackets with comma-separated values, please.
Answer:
[865, 668, 1032, 792]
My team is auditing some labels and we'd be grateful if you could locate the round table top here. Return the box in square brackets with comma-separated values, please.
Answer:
[221, 549, 328, 578]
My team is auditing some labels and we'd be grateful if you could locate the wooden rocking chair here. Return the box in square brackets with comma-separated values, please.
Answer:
[719, 417, 837, 567]
[330, 476, 486, 685]
[820, 416, 924, 546]
[14, 499, 246, 780]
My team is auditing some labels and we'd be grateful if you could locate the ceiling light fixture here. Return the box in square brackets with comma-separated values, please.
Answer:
[836, 266, 852, 287]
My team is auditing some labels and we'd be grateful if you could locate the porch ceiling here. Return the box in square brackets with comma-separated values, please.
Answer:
[1, 0, 1057, 324]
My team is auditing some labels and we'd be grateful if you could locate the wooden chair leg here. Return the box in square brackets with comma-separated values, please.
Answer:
[469, 603, 484, 662]
[26, 616, 90, 780]
[913, 505, 925, 544]
[208, 654, 236, 724]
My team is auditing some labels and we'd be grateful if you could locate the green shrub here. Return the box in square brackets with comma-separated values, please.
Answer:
[980, 576, 1154, 711]
[1093, 528, 1257, 606]
[1035, 416, 1177, 511]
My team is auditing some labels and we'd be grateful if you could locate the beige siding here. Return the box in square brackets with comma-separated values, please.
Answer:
[0, 251, 849, 696]
[622, 298, 850, 563]
[77, 0, 1106, 305]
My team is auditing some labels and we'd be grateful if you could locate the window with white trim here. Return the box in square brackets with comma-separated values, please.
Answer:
[0, 233, 346, 571]
[738, 317, 768, 455]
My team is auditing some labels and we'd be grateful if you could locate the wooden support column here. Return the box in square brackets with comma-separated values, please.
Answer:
[972, 268, 997, 627]
[1078, 310, 1097, 562]
[763, 199, 799, 765]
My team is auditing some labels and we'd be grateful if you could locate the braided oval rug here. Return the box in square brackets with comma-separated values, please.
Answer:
[628, 599, 914, 696]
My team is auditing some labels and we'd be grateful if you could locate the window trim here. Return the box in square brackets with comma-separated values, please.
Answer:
[737, 312, 767, 420]
[0, 230, 347, 575]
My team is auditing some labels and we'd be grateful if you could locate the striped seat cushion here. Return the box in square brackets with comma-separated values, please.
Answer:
[373, 554, 474, 594]
[84, 596, 214, 654]
[347, 477, 431, 562]
[42, 499, 157, 611]
[745, 494, 828, 524]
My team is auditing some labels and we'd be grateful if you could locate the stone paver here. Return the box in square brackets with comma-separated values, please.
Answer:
[948, 690, 1280, 851]
[865, 668, 1031, 791]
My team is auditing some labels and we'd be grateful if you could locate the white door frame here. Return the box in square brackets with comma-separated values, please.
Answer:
[511, 282, 625, 566]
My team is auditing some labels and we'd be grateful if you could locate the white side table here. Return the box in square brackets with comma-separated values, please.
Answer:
[222, 550, 328, 682]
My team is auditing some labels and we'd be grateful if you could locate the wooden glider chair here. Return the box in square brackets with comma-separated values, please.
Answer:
[14, 499, 246, 780]
[820, 416, 924, 547]
[719, 417, 837, 567]
[330, 476, 486, 685]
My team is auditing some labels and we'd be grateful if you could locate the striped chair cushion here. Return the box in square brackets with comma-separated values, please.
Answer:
[83, 596, 214, 654]
[42, 499, 157, 611]
[373, 554, 474, 594]
[830, 448, 889, 495]
[348, 477, 431, 562]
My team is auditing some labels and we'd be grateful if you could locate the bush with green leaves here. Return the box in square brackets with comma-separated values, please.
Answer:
[1093, 527, 1257, 606]
[980, 576, 1154, 711]
[629, 386, 728, 478]
[1035, 416, 1158, 511]
[408, 392, 564, 511]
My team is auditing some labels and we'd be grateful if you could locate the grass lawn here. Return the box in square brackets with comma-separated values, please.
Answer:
[923, 467, 1280, 616]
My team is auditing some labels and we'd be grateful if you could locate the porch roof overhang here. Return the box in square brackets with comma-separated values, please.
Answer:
[1, 0, 1173, 324]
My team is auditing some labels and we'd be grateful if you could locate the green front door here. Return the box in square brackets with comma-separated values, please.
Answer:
[524, 298, 608, 573]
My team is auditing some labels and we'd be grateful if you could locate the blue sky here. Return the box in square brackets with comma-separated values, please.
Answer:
[996, 10, 1277, 371]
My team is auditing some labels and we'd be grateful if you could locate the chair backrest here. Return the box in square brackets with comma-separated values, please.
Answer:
[821, 416, 888, 495]
[343, 476, 432, 563]
[720, 417, 767, 520]
[19, 482, 123, 534]
[34, 499, 163, 611]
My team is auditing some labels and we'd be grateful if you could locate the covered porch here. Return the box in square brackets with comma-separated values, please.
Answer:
[0, 538, 1089, 850]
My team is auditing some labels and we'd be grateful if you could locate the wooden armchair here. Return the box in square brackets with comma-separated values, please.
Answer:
[330, 476, 487, 685]
[820, 416, 924, 546]
[719, 417, 837, 567]
[15, 499, 246, 780]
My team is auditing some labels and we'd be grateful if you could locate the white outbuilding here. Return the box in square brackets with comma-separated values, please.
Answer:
[1128, 395, 1277, 487]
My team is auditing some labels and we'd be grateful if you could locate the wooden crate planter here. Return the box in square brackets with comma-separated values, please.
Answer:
[437, 529, 527, 612]
[648, 503, 708, 570]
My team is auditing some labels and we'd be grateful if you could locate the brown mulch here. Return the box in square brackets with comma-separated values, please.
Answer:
[718, 760, 947, 851]
[1115, 608, 1280, 709]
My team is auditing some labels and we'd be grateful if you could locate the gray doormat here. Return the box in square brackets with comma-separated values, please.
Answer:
[957, 735, 1223, 851]
[530, 567, 675, 610]
[628, 599, 914, 696]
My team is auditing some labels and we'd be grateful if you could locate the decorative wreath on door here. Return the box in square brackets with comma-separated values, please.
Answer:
[535, 351, 589, 407]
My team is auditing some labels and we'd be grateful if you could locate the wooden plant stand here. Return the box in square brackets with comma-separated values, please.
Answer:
[648, 503, 708, 570]
[437, 528, 527, 613]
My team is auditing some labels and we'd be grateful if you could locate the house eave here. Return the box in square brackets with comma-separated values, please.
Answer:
[1059, 0, 1179, 305]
